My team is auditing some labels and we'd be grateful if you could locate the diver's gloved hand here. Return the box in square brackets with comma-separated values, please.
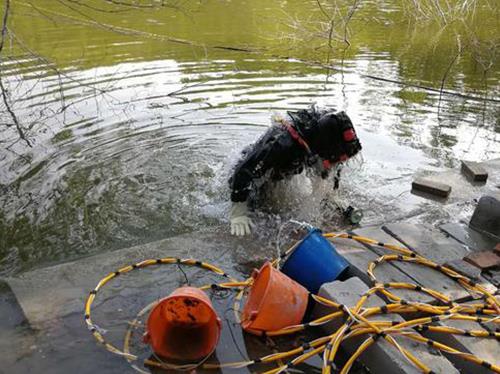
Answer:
[230, 202, 253, 236]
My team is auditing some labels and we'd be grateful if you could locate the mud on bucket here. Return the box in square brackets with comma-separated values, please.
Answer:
[281, 228, 349, 294]
[144, 286, 221, 361]
[241, 262, 309, 334]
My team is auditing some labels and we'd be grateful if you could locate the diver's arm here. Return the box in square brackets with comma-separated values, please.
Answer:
[229, 127, 288, 202]
[229, 153, 261, 236]
[228, 160, 255, 236]
[228, 131, 287, 235]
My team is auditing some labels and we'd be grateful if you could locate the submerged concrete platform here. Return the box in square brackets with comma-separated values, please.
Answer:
[3, 221, 498, 374]
[0, 227, 274, 374]
[4, 227, 264, 327]
[1, 158, 499, 374]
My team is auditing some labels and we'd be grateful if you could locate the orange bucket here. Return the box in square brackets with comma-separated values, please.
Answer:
[144, 287, 221, 361]
[241, 262, 309, 334]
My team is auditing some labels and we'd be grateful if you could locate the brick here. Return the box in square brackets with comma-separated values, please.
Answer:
[464, 250, 500, 270]
[412, 177, 451, 198]
[313, 278, 458, 374]
[461, 160, 488, 182]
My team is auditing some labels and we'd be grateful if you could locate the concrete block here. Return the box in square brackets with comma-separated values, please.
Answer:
[464, 250, 500, 270]
[313, 278, 458, 374]
[408, 158, 500, 206]
[412, 178, 451, 198]
[461, 160, 488, 182]
[470, 195, 500, 238]
[444, 259, 481, 280]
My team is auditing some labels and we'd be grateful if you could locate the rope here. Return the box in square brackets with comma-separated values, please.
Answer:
[84, 232, 500, 373]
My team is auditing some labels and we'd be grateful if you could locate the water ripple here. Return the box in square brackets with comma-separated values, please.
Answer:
[0, 54, 498, 276]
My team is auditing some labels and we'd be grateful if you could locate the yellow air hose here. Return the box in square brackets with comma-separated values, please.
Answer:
[84, 232, 500, 373]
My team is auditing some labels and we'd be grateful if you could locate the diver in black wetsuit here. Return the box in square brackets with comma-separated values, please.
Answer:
[228, 106, 362, 236]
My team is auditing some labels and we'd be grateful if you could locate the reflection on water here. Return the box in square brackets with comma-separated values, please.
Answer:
[0, 0, 499, 276]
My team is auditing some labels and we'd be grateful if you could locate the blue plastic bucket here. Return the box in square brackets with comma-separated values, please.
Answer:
[281, 229, 349, 294]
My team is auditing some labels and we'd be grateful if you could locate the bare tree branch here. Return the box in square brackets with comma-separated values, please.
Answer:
[342, 0, 361, 47]
[0, 0, 32, 147]
[0, 0, 9, 53]
[315, 0, 330, 20]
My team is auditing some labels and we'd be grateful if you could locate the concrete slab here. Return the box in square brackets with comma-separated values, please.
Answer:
[420, 301, 500, 374]
[444, 259, 482, 280]
[383, 223, 469, 263]
[330, 230, 499, 374]
[328, 235, 433, 304]
[357, 226, 474, 302]
[384, 223, 500, 299]
[313, 278, 458, 374]
[1, 227, 293, 374]
[3, 217, 497, 374]
[2, 227, 266, 328]
[356, 228, 496, 295]
[440, 222, 497, 251]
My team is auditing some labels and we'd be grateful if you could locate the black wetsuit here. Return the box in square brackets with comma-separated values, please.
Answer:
[230, 125, 311, 202]
[229, 109, 362, 204]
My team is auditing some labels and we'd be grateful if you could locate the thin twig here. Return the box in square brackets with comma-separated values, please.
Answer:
[438, 36, 462, 116]
[342, 0, 361, 47]
[0, 0, 9, 53]
[315, 0, 330, 20]
[0, 0, 32, 147]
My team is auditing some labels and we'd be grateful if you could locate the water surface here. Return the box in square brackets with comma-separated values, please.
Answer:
[0, 0, 499, 276]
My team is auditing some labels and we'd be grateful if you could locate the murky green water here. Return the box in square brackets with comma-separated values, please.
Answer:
[0, 0, 499, 276]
